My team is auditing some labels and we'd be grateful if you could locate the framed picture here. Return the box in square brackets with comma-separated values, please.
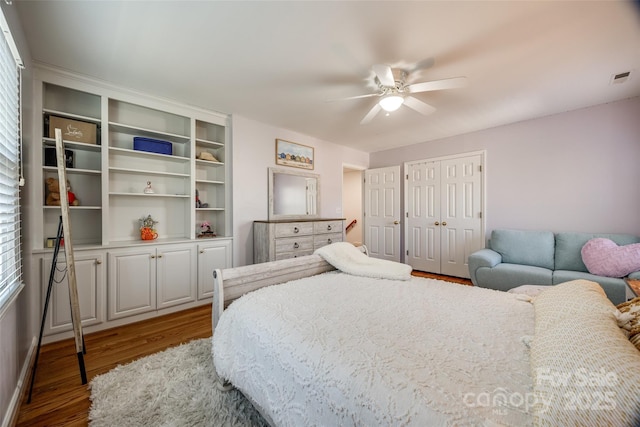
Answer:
[275, 138, 314, 170]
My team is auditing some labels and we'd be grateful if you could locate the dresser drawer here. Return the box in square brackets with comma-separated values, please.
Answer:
[275, 236, 314, 254]
[314, 220, 343, 234]
[275, 222, 314, 238]
[313, 232, 343, 249]
[275, 250, 314, 261]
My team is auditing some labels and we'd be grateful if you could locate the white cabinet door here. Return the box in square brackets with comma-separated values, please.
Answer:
[108, 247, 156, 320]
[41, 251, 105, 335]
[197, 239, 232, 299]
[157, 244, 196, 309]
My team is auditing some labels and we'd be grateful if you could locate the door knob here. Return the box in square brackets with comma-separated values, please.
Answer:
[393, 220, 399, 225]
[442, 221, 447, 226]
[435, 221, 440, 226]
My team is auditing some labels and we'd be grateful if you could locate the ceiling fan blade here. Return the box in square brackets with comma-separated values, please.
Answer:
[406, 57, 436, 83]
[407, 76, 468, 93]
[411, 57, 435, 73]
[372, 64, 395, 87]
[360, 103, 382, 125]
[326, 92, 379, 102]
[403, 96, 436, 116]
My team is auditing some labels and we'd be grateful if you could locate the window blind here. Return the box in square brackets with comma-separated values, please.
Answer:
[0, 8, 23, 316]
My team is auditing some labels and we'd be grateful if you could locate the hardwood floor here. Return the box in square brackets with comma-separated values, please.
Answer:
[14, 272, 469, 426]
[15, 305, 212, 427]
[412, 270, 473, 286]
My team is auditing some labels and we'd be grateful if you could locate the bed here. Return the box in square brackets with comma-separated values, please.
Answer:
[212, 243, 640, 426]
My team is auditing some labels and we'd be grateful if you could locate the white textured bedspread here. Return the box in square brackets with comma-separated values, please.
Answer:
[213, 272, 534, 426]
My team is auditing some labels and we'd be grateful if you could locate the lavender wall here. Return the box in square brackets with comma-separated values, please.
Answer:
[231, 116, 369, 267]
[370, 97, 640, 238]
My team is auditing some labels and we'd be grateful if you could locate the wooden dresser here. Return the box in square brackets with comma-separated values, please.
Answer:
[254, 219, 345, 263]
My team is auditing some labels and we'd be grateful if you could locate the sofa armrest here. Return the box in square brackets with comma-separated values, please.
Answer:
[468, 249, 503, 286]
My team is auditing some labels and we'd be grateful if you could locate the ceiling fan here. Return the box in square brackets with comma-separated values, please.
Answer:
[332, 62, 468, 124]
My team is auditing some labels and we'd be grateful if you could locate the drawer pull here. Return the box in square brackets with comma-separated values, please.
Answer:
[327, 225, 332, 231]
[293, 227, 299, 233]
[327, 239, 332, 244]
[293, 242, 299, 249]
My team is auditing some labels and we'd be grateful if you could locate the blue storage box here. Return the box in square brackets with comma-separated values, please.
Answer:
[133, 137, 172, 155]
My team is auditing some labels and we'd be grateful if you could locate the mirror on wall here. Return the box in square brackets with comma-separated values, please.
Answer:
[268, 168, 320, 220]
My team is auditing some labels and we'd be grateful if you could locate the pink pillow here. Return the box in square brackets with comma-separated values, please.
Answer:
[581, 238, 640, 278]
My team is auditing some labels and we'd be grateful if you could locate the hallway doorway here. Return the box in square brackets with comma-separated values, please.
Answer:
[342, 166, 364, 246]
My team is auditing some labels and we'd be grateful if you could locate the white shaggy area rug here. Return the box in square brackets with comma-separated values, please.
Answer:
[89, 338, 268, 426]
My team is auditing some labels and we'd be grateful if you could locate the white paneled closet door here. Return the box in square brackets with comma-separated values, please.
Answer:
[406, 161, 441, 272]
[364, 166, 401, 262]
[406, 153, 484, 278]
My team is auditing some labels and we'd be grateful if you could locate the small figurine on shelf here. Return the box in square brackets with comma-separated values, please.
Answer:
[139, 214, 158, 240]
[195, 189, 209, 208]
[144, 181, 155, 194]
[198, 221, 216, 238]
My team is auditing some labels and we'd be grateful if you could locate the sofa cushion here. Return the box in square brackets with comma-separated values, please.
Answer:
[476, 263, 552, 292]
[581, 238, 640, 278]
[554, 232, 640, 272]
[489, 229, 555, 270]
[553, 270, 627, 305]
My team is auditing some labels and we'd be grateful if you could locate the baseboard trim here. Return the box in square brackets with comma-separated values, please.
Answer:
[2, 336, 37, 427]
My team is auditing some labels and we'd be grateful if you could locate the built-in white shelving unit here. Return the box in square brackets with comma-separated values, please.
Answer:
[29, 67, 233, 342]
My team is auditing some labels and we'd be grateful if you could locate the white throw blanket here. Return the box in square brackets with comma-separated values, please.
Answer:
[314, 242, 412, 280]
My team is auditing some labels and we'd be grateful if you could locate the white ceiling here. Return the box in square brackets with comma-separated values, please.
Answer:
[14, 1, 640, 153]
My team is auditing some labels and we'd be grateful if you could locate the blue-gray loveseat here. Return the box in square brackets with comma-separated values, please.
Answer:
[468, 229, 640, 304]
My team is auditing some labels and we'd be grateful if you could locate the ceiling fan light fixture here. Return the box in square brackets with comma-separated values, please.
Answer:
[379, 95, 404, 112]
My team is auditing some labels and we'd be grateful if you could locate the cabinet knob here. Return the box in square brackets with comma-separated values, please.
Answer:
[442, 221, 447, 226]
[151, 255, 156, 259]
[157, 254, 163, 258]
[293, 242, 299, 249]
[393, 220, 399, 225]
[95, 259, 102, 265]
[200, 250, 205, 254]
[327, 225, 332, 231]
[435, 221, 440, 226]
[327, 239, 332, 244]
[293, 227, 299, 233]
